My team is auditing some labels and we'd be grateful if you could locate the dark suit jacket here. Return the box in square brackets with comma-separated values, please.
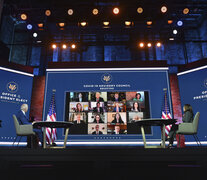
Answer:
[16, 110, 31, 125]
[92, 131, 103, 135]
[182, 110, 193, 123]
[111, 97, 122, 102]
[92, 97, 104, 102]
[93, 107, 104, 113]
[73, 120, 85, 124]
[111, 119, 124, 124]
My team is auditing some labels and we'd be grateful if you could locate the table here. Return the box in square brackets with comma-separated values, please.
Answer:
[134, 118, 176, 148]
[33, 121, 73, 149]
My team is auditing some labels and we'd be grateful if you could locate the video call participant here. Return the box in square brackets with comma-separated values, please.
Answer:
[75, 93, 86, 102]
[16, 104, 43, 147]
[93, 114, 104, 123]
[73, 113, 85, 124]
[112, 92, 122, 102]
[131, 102, 141, 112]
[69, 113, 87, 134]
[113, 102, 121, 112]
[112, 125, 122, 134]
[93, 102, 104, 113]
[92, 125, 103, 135]
[111, 113, 124, 124]
[132, 93, 143, 102]
[74, 103, 83, 112]
[92, 92, 104, 102]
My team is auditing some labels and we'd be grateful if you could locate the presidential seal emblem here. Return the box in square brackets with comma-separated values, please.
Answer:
[101, 73, 112, 84]
[7, 82, 18, 93]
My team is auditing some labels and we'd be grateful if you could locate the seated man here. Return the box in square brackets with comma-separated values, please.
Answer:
[16, 104, 43, 147]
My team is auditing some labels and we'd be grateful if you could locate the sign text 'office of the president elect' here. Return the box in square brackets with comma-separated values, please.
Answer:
[0, 67, 34, 144]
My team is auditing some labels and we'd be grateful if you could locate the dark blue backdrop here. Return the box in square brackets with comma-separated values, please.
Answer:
[43, 68, 172, 144]
[0, 67, 33, 145]
[178, 66, 207, 143]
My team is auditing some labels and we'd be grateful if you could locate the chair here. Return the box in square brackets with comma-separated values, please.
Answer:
[13, 114, 36, 147]
[176, 112, 201, 147]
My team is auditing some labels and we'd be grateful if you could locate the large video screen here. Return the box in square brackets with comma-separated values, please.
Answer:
[65, 91, 151, 135]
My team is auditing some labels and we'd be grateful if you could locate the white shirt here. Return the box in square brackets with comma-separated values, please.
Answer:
[21, 110, 26, 116]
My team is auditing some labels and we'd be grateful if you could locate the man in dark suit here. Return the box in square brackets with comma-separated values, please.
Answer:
[73, 113, 85, 124]
[112, 125, 123, 134]
[93, 102, 104, 113]
[92, 92, 104, 102]
[92, 125, 103, 135]
[16, 104, 43, 147]
[112, 93, 122, 102]
[69, 113, 87, 134]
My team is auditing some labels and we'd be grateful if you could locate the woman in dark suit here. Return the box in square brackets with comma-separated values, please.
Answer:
[111, 113, 124, 124]
[93, 114, 104, 123]
[167, 104, 194, 147]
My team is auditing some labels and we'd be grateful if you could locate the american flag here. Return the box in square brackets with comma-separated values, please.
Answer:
[46, 91, 57, 144]
[161, 90, 172, 136]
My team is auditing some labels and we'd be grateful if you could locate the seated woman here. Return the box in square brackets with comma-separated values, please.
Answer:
[167, 104, 194, 148]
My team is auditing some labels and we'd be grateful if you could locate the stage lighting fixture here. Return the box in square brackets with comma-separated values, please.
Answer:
[147, 21, 152, 26]
[161, 6, 167, 13]
[37, 23, 44, 28]
[103, 21, 110, 26]
[125, 21, 132, 26]
[33, 32, 38, 38]
[27, 24, 32, 30]
[62, 44, 67, 49]
[80, 22, 87, 27]
[156, 42, 162, 47]
[45, 10, 51, 16]
[183, 8, 189, 14]
[177, 20, 183, 26]
[168, 20, 173, 24]
[71, 44, 76, 49]
[20, 13, 27, 20]
[147, 43, 152, 47]
[169, 38, 174, 41]
[137, 7, 143, 14]
[52, 44, 57, 49]
[139, 42, 144, 48]
[58, 23, 65, 27]
[173, 29, 178, 34]
[92, 8, 99, 15]
[68, 9, 74, 15]
[113, 7, 119, 15]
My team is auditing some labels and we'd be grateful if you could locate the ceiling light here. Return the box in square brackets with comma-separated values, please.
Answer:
[156, 42, 162, 47]
[183, 8, 189, 14]
[20, 13, 27, 20]
[177, 20, 183, 26]
[161, 6, 167, 13]
[68, 9, 74, 15]
[45, 10, 51, 16]
[27, 24, 32, 30]
[173, 29, 178, 34]
[92, 8, 99, 15]
[113, 7, 120, 15]
[137, 7, 143, 14]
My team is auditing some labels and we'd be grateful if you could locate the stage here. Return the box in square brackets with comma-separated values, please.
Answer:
[0, 146, 207, 179]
